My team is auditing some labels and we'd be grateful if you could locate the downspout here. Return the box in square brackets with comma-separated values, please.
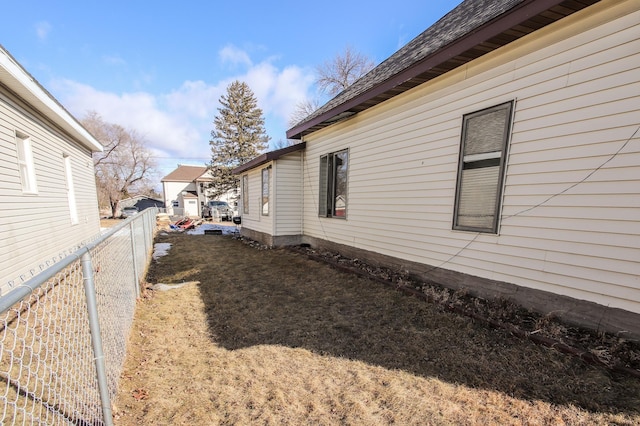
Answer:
[300, 141, 305, 243]
[272, 162, 277, 237]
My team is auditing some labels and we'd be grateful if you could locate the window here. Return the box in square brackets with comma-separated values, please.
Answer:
[242, 174, 249, 214]
[261, 166, 271, 216]
[318, 149, 348, 218]
[15, 132, 37, 193]
[453, 101, 513, 233]
[63, 155, 78, 224]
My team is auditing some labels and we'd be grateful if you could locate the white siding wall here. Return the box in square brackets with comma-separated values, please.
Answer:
[163, 181, 197, 215]
[274, 151, 303, 236]
[0, 90, 101, 291]
[241, 164, 274, 236]
[302, 1, 640, 313]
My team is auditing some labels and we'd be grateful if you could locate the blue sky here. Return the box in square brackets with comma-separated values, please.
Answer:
[1, 1, 461, 179]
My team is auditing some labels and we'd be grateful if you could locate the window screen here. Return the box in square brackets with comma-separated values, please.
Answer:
[453, 101, 513, 233]
[242, 174, 249, 214]
[262, 166, 270, 216]
[318, 149, 348, 218]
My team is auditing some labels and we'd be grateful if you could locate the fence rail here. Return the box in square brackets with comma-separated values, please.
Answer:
[0, 208, 157, 425]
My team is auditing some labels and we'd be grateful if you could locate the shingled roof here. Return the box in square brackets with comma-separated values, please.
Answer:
[286, 0, 600, 140]
[161, 165, 208, 182]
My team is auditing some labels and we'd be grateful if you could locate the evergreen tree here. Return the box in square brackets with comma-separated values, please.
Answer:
[208, 80, 270, 198]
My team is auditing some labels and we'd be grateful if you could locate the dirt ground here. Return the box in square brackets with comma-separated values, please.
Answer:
[113, 230, 640, 425]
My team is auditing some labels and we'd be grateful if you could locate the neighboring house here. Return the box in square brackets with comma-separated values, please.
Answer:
[234, 0, 640, 337]
[0, 45, 103, 293]
[161, 165, 211, 217]
[161, 164, 239, 217]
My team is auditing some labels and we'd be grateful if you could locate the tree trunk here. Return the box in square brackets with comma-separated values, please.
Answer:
[110, 199, 119, 219]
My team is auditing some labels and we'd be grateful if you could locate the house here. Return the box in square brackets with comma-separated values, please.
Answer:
[161, 165, 211, 217]
[161, 164, 240, 217]
[234, 0, 640, 337]
[233, 143, 306, 245]
[0, 45, 103, 293]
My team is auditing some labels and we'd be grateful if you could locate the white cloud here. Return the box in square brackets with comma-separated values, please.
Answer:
[165, 80, 225, 120]
[238, 58, 314, 130]
[52, 79, 205, 159]
[35, 21, 52, 41]
[50, 46, 315, 176]
[269, 65, 316, 122]
[102, 55, 126, 66]
[219, 44, 252, 68]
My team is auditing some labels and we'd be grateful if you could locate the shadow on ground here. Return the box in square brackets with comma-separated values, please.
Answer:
[149, 232, 640, 416]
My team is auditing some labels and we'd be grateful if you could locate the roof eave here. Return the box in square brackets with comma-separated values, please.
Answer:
[286, 0, 590, 140]
[0, 45, 103, 152]
[232, 142, 306, 175]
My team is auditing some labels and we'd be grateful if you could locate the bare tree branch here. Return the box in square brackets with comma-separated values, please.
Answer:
[288, 46, 375, 128]
[288, 98, 322, 128]
[315, 45, 375, 97]
[81, 113, 157, 217]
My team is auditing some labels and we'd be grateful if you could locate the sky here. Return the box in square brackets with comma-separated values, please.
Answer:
[1, 0, 461, 181]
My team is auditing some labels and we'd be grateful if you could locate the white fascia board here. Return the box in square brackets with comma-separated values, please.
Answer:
[0, 46, 103, 152]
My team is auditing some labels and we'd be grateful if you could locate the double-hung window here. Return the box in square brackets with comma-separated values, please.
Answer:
[261, 166, 270, 216]
[318, 149, 348, 218]
[242, 174, 249, 214]
[453, 101, 513, 233]
[16, 132, 37, 193]
[63, 154, 79, 224]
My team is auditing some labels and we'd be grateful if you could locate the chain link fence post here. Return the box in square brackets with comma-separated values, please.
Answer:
[0, 207, 158, 425]
[81, 251, 114, 426]
[130, 221, 140, 299]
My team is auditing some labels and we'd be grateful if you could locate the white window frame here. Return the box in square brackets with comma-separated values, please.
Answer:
[63, 154, 79, 225]
[15, 132, 37, 194]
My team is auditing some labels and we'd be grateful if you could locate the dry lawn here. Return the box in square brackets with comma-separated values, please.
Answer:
[114, 231, 640, 425]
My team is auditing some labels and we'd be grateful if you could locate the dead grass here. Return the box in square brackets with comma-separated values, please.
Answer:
[114, 232, 640, 425]
[100, 218, 123, 228]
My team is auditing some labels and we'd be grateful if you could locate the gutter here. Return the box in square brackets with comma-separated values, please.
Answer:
[286, 0, 592, 140]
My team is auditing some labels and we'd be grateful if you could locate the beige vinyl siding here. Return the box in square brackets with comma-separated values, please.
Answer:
[0, 88, 100, 289]
[241, 165, 274, 236]
[273, 151, 302, 236]
[302, 0, 640, 313]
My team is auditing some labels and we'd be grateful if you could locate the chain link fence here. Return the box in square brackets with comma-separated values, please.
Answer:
[0, 208, 158, 425]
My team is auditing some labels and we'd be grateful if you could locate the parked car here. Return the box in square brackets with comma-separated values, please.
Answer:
[202, 200, 233, 221]
[121, 206, 139, 218]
